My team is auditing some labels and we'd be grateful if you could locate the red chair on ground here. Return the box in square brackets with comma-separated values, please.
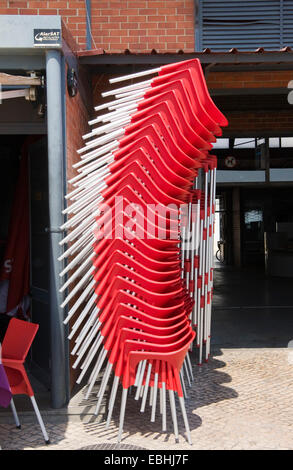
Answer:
[1, 318, 50, 444]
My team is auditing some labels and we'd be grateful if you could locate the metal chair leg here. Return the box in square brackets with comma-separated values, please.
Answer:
[183, 359, 192, 387]
[85, 348, 107, 399]
[151, 372, 159, 422]
[162, 382, 167, 432]
[180, 370, 189, 399]
[117, 388, 128, 443]
[134, 360, 147, 400]
[186, 352, 194, 381]
[10, 398, 21, 429]
[149, 384, 154, 407]
[106, 375, 120, 429]
[140, 362, 152, 413]
[169, 389, 179, 443]
[94, 362, 112, 416]
[29, 395, 50, 444]
[134, 360, 143, 387]
[178, 396, 192, 446]
[159, 387, 163, 414]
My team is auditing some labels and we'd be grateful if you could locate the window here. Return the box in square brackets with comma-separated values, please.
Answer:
[234, 138, 256, 148]
[196, 0, 293, 51]
[244, 209, 263, 224]
[213, 135, 293, 170]
[211, 138, 229, 149]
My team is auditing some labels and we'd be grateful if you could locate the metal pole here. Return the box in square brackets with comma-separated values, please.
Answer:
[86, 0, 92, 50]
[46, 49, 67, 408]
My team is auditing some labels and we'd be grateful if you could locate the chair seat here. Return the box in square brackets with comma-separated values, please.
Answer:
[3, 365, 33, 396]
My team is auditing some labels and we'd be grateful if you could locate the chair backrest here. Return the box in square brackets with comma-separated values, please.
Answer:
[1, 318, 39, 361]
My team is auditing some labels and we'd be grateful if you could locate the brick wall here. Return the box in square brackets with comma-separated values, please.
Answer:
[65, 75, 90, 183]
[206, 70, 293, 89]
[65, 63, 91, 389]
[1, 0, 195, 51]
[91, 0, 195, 53]
[224, 110, 293, 133]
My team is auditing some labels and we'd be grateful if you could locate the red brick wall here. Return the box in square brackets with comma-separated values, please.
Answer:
[65, 70, 90, 187]
[206, 70, 293, 89]
[1, 0, 195, 51]
[224, 110, 293, 133]
[91, 0, 195, 52]
[65, 64, 91, 389]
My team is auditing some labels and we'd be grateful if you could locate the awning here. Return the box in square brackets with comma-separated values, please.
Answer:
[78, 47, 293, 74]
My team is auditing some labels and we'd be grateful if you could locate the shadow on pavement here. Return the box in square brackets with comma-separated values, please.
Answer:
[79, 348, 238, 445]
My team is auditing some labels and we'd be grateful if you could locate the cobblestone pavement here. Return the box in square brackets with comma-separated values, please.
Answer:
[0, 348, 293, 451]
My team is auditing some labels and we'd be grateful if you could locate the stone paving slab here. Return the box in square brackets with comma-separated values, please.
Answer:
[0, 348, 293, 450]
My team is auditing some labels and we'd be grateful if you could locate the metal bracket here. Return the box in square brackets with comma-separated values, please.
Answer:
[0, 87, 36, 101]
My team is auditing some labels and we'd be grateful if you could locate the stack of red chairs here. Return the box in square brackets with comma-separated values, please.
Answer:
[59, 59, 228, 444]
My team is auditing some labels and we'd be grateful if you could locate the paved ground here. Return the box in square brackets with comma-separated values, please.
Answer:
[1, 347, 293, 451]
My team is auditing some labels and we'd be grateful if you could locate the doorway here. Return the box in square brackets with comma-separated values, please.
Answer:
[211, 185, 293, 348]
[0, 134, 50, 387]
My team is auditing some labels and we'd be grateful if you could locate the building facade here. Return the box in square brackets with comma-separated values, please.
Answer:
[0, 1, 292, 408]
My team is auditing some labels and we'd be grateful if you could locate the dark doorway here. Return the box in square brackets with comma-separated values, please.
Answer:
[212, 185, 293, 348]
[28, 136, 50, 387]
[0, 135, 50, 387]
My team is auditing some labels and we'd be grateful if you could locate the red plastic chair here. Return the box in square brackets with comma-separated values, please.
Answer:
[107, 58, 227, 128]
[143, 79, 216, 142]
[93, 218, 179, 260]
[94, 241, 179, 273]
[157, 59, 228, 127]
[103, 148, 193, 201]
[116, 125, 199, 180]
[96, 275, 187, 312]
[94, 252, 180, 288]
[95, 262, 181, 297]
[70, 290, 191, 372]
[98, 290, 187, 325]
[96, 263, 183, 299]
[139, 70, 222, 136]
[100, 158, 190, 206]
[95, 184, 182, 238]
[109, 134, 196, 188]
[113, 112, 203, 165]
[72, 296, 192, 387]
[74, 116, 204, 209]
[101, 325, 193, 400]
[94, 249, 180, 285]
[91, 320, 194, 416]
[59, 58, 228, 446]
[101, 303, 189, 340]
[92, 295, 190, 358]
[94, 209, 179, 255]
[1, 318, 50, 444]
[103, 65, 222, 136]
[114, 329, 195, 444]
[133, 92, 212, 150]
[123, 107, 207, 159]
